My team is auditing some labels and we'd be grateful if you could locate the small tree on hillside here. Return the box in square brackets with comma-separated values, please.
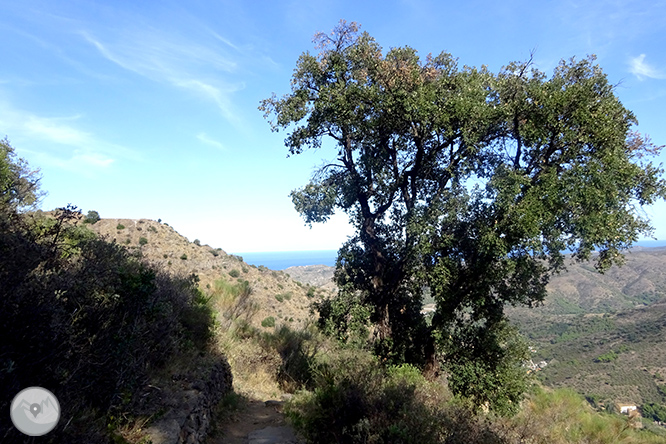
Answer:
[84, 210, 100, 224]
[260, 21, 666, 413]
[0, 137, 42, 214]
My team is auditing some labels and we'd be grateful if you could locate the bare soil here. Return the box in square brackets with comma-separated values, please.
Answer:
[208, 398, 302, 444]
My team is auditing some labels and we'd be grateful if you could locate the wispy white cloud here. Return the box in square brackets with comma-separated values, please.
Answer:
[196, 132, 226, 151]
[0, 99, 135, 172]
[629, 54, 665, 80]
[80, 28, 245, 126]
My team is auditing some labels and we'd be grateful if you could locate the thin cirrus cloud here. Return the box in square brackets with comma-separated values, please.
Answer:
[629, 54, 665, 80]
[196, 132, 226, 151]
[0, 99, 135, 172]
[79, 29, 245, 125]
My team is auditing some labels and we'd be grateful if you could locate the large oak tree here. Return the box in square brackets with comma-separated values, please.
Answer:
[260, 21, 666, 412]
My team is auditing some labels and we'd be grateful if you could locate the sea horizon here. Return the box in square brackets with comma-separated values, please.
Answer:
[232, 249, 338, 270]
[232, 240, 666, 271]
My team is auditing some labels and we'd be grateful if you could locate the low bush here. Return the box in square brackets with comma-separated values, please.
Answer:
[0, 207, 216, 442]
[229, 269, 241, 278]
[117, 223, 125, 230]
[284, 350, 482, 444]
[275, 292, 292, 302]
[139, 236, 148, 246]
[262, 316, 276, 328]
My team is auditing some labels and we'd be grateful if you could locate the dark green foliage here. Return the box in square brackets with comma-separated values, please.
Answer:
[84, 210, 100, 224]
[306, 287, 316, 298]
[440, 321, 531, 415]
[286, 351, 503, 444]
[262, 316, 276, 328]
[594, 351, 618, 363]
[261, 21, 666, 412]
[0, 201, 215, 442]
[117, 223, 125, 230]
[0, 137, 41, 212]
[642, 403, 666, 422]
[180, 253, 188, 260]
[194, 238, 201, 246]
[315, 289, 371, 348]
[139, 236, 148, 246]
[229, 268, 241, 278]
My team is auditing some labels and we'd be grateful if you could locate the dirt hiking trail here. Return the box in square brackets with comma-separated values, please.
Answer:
[209, 398, 303, 444]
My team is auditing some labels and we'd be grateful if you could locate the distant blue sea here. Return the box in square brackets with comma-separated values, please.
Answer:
[233, 240, 666, 271]
[232, 250, 338, 270]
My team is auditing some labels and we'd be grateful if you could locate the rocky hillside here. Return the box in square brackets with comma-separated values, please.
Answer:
[85, 218, 332, 330]
[283, 264, 337, 291]
[284, 248, 666, 311]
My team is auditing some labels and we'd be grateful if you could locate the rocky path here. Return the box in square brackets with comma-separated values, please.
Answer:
[208, 398, 303, 444]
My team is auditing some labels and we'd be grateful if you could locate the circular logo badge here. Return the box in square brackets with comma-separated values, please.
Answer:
[10, 387, 60, 436]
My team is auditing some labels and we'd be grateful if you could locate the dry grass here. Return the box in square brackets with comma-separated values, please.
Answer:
[86, 217, 326, 331]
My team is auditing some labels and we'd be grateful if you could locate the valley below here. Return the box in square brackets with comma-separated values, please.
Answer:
[284, 248, 666, 408]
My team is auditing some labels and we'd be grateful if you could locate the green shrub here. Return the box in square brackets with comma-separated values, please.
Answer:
[242, 266, 249, 273]
[307, 287, 316, 298]
[194, 239, 201, 246]
[595, 350, 618, 363]
[210, 249, 219, 257]
[285, 351, 455, 444]
[117, 223, 125, 230]
[83, 210, 100, 224]
[642, 403, 666, 422]
[261, 316, 276, 328]
[148, 225, 157, 233]
[0, 205, 216, 442]
[229, 269, 240, 278]
[180, 253, 188, 260]
[139, 237, 148, 246]
[275, 292, 292, 303]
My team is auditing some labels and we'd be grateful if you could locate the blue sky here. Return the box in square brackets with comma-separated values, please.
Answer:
[1, 0, 665, 253]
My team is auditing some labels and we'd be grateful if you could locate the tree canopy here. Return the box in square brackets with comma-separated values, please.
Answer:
[0, 137, 42, 214]
[260, 21, 666, 413]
